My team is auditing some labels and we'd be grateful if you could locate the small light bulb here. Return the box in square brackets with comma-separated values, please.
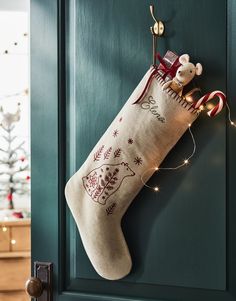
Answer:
[206, 103, 214, 110]
[184, 159, 189, 165]
[11, 239, 16, 245]
[155, 167, 159, 171]
[188, 123, 191, 128]
[185, 96, 193, 103]
[199, 105, 205, 111]
[154, 187, 159, 192]
[2, 226, 7, 232]
[231, 121, 235, 126]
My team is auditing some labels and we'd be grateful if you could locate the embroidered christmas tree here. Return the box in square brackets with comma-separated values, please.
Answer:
[83, 162, 135, 205]
[0, 104, 30, 209]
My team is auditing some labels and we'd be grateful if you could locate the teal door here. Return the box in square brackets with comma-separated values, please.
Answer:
[31, 0, 236, 300]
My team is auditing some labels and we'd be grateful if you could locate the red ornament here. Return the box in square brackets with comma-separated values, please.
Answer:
[7, 193, 13, 201]
[12, 211, 24, 219]
[26, 175, 30, 180]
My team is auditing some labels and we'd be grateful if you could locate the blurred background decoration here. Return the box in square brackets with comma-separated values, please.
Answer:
[0, 8, 30, 221]
[0, 104, 30, 211]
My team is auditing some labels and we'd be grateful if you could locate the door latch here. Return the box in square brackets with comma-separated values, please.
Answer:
[25, 262, 53, 301]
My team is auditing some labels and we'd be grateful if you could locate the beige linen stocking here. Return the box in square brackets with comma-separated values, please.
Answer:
[65, 66, 199, 280]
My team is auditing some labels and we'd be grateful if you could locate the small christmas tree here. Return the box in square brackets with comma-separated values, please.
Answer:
[0, 104, 30, 209]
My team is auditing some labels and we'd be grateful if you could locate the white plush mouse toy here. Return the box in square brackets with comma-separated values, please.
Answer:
[163, 54, 203, 96]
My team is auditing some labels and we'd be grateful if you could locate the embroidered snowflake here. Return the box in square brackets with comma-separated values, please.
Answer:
[119, 117, 123, 122]
[128, 138, 133, 144]
[134, 157, 143, 165]
[113, 129, 119, 137]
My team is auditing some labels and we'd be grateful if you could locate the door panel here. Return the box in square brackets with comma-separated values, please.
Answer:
[66, 0, 226, 289]
[31, 0, 236, 300]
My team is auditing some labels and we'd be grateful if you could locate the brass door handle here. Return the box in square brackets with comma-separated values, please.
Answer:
[25, 277, 43, 298]
[25, 262, 53, 301]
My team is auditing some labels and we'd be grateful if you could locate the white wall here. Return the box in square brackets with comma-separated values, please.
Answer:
[0, 0, 28, 12]
[0, 0, 30, 213]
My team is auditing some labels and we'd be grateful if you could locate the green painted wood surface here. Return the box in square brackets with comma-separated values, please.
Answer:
[66, 0, 226, 289]
[31, 0, 236, 300]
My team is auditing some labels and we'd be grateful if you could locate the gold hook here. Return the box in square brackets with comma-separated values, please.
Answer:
[150, 5, 164, 37]
[150, 5, 164, 66]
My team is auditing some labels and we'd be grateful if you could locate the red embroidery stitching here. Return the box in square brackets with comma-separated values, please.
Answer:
[82, 162, 135, 205]
[128, 138, 133, 144]
[87, 171, 98, 188]
[93, 145, 105, 162]
[114, 148, 122, 158]
[113, 129, 119, 137]
[134, 157, 143, 165]
[106, 202, 117, 215]
[103, 147, 112, 160]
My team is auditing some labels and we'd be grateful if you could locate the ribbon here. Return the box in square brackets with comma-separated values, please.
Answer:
[133, 53, 181, 105]
[132, 67, 159, 104]
[156, 53, 181, 79]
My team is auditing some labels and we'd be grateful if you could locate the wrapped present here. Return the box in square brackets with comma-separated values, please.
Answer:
[157, 50, 180, 81]
[12, 211, 24, 219]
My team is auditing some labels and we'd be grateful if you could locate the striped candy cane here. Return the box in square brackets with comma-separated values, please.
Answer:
[194, 90, 226, 117]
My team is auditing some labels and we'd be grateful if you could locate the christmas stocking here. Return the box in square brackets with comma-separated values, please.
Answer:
[65, 64, 200, 280]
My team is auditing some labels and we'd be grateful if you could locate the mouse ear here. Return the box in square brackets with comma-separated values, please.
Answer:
[195, 63, 203, 75]
[179, 54, 190, 64]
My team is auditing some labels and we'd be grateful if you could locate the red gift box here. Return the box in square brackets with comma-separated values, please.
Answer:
[157, 50, 180, 81]
[133, 51, 181, 105]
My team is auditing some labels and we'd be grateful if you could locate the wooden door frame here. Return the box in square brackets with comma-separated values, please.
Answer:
[31, 0, 236, 300]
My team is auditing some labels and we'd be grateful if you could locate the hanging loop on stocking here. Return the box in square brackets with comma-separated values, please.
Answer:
[150, 5, 165, 66]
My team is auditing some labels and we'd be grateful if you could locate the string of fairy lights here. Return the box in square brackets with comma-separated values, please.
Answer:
[0, 89, 28, 101]
[227, 103, 236, 128]
[0, 32, 28, 103]
[0, 32, 28, 56]
[141, 123, 196, 192]
[141, 104, 235, 193]
[0, 32, 28, 107]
